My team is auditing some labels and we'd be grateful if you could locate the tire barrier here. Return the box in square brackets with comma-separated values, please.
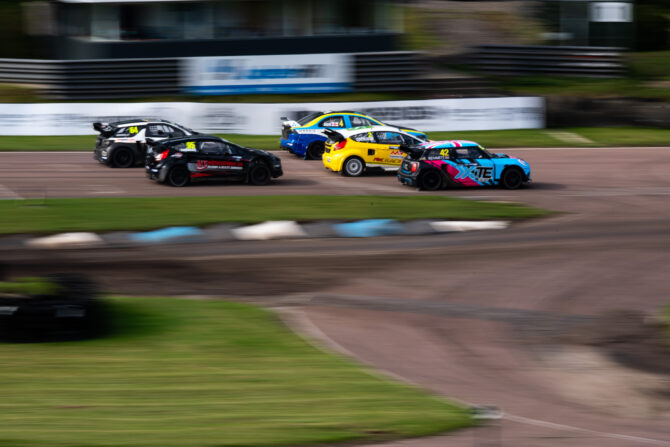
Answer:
[10, 220, 510, 249]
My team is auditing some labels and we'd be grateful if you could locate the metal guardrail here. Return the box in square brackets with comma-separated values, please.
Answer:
[0, 58, 180, 99]
[470, 45, 625, 77]
[0, 52, 492, 99]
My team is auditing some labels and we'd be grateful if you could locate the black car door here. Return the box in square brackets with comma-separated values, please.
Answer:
[195, 140, 242, 178]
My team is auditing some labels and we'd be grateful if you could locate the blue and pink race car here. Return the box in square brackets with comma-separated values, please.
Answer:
[397, 140, 531, 190]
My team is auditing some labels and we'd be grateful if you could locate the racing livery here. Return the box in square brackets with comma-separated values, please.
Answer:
[397, 140, 531, 190]
[322, 126, 424, 176]
[280, 111, 427, 160]
[145, 135, 282, 187]
[93, 119, 197, 168]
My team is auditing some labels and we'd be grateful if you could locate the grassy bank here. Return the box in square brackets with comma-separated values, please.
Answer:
[1, 127, 669, 152]
[0, 297, 473, 447]
[0, 195, 547, 235]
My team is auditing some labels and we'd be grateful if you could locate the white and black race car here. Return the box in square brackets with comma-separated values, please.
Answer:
[93, 119, 198, 168]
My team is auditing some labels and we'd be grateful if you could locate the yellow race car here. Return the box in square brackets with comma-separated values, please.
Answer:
[323, 126, 426, 176]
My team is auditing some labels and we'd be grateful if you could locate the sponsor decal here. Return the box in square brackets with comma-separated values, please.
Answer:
[454, 163, 493, 181]
[195, 160, 244, 170]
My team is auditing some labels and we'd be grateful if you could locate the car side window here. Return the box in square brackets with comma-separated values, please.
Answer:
[400, 134, 420, 145]
[351, 132, 375, 143]
[146, 124, 169, 137]
[350, 116, 377, 127]
[467, 147, 487, 159]
[168, 126, 186, 138]
[452, 148, 471, 159]
[319, 116, 345, 128]
[374, 132, 403, 145]
[199, 141, 230, 155]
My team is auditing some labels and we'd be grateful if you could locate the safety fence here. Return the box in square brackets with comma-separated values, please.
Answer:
[0, 58, 181, 98]
[469, 45, 625, 77]
[0, 52, 496, 99]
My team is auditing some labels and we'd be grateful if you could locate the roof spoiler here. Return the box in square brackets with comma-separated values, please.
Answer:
[323, 128, 345, 141]
[399, 144, 426, 160]
[93, 122, 116, 137]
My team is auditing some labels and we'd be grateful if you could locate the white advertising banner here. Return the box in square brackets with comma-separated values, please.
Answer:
[0, 97, 544, 136]
[182, 54, 354, 95]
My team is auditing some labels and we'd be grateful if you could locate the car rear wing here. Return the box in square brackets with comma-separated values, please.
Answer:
[399, 144, 427, 160]
[280, 116, 300, 130]
[92, 122, 116, 137]
[323, 128, 345, 142]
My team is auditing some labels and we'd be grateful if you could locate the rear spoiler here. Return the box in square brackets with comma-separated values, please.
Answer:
[399, 144, 426, 160]
[92, 122, 116, 137]
[323, 128, 345, 141]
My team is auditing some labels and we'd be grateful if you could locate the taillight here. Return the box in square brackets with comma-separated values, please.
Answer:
[411, 162, 418, 173]
[333, 140, 347, 151]
[155, 150, 169, 161]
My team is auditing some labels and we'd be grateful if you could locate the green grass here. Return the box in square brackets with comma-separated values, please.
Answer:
[0, 297, 473, 447]
[0, 195, 547, 235]
[2, 127, 670, 152]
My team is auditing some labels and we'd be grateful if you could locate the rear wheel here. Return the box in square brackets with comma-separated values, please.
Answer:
[307, 141, 324, 160]
[500, 167, 524, 189]
[111, 147, 134, 168]
[418, 170, 442, 191]
[342, 157, 365, 177]
[167, 166, 190, 187]
[248, 163, 271, 185]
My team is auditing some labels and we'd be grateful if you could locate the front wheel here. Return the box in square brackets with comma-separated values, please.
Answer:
[248, 163, 271, 185]
[342, 157, 365, 177]
[307, 142, 324, 160]
[418, 170, 442, 191]
[500, 167, 524, 190]
[167, 166, 190, 187]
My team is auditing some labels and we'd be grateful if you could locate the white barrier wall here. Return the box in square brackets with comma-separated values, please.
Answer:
[0, 97, 544, 136]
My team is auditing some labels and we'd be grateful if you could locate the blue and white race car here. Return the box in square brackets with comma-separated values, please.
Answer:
[280, 111, 427, 160]
[397, 140, 531, 190]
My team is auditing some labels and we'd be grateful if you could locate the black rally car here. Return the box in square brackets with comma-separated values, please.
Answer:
[93, 119, 197, 168]
[145, 135, 283, 186]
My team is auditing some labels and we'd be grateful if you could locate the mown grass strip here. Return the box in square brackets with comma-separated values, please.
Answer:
[0, 297, 473, 447]
[0, 195, 548, 235]
[1, 127, 669, 152]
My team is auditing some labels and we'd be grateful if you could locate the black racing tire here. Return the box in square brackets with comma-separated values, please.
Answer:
[248, 162, 272, 186]
[418, 170, 442, 191]
[500, 167, 524, 190]
[111, 147, 134, 168]
[342, 157, 365, 177]
[307, 141, 325, 160]
[166, 166, 190, 187]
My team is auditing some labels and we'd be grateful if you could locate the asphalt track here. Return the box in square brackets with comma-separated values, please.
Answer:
[1, 148, 670, 446]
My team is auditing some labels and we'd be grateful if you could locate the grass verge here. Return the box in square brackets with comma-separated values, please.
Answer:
[0, 195, 548, 235]
[1, 127, 670, 152]
[0, 297, 473, 447]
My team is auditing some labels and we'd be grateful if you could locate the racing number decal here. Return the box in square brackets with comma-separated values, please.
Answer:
[128, 126, 139, 134]
[186, 141, 196, 150]
[439, 149, 450, 157]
